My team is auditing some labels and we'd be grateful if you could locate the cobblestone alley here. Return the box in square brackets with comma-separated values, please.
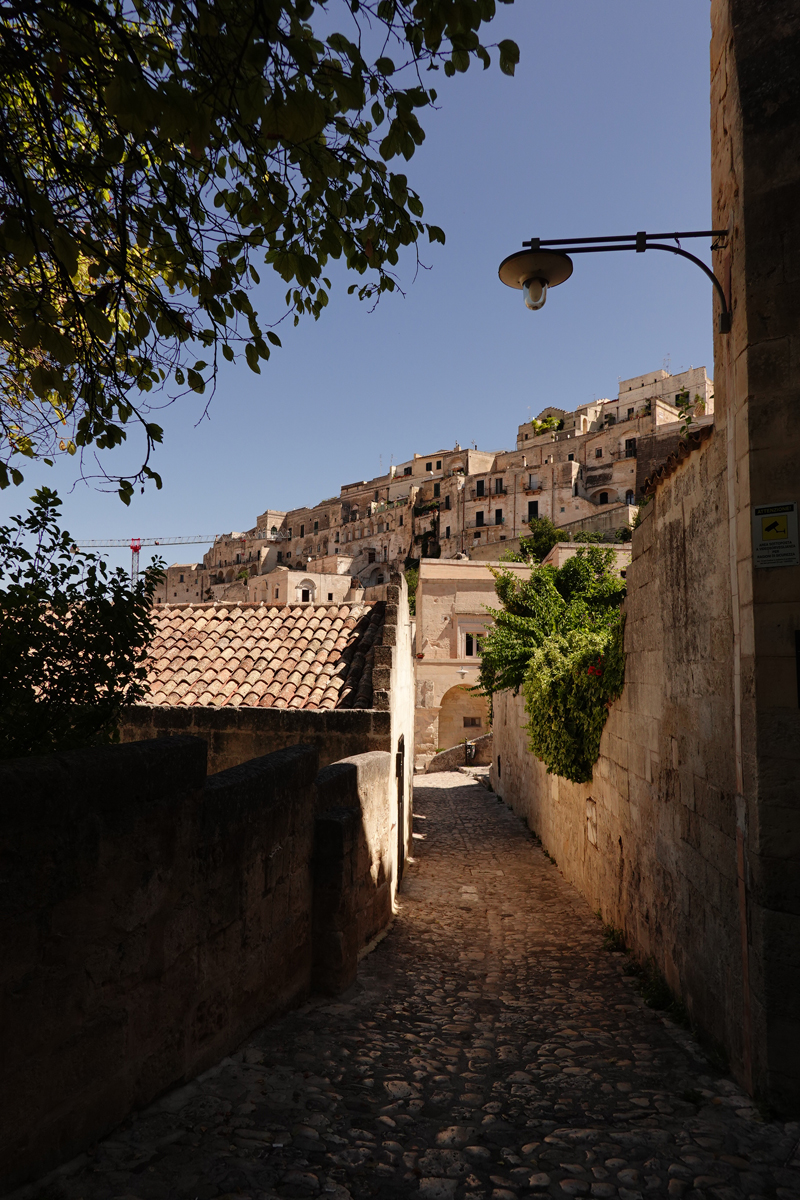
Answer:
[32, 773, 800, 1200]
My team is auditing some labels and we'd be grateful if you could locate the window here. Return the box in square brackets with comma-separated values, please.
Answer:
[628, 407, 634, 418]
[626, 490, 635, 505]
[595, 448, 603, 458]
[495, 477, 503, 494]
[528, 500, 539, 521]
[445, 494, 451, 510]
[476, 511, 484, 527]
[433, 482, 440, 498]
[235, 553, 240, 563]
[301, 589, 310, 602]
[625, 438, 637, 458]
[399, 515, 404, 526]
[368, 550, 376, 563]
[445, 526, 451, 539]
[568, 453, 574, 462]
[179, 574, 184, 583]
[328, 592, 333, 601]
[277, 551, 283, 562]
[383, 546, 388, 561]
[275, 587, 279, 599]
[436, 460, 442, 470]
[524, 432, 529, 439]
[464, 716, 482, 728]
[374, 490, 379, 501]
[271, 525, 277, 535]
[495, 509, 503, 525]
[599, 492, 609, 505]
[606, 414, 616, 426]
[314, 520, 318, 532]
[465, 633, 484, 657]
[476, 479, 485, 497]
[300, 523, 305, 536]
[425, 461, 432, 471]
[473, 531, 481, 539]
[334, 532, 339, 543]
[404, 466, 412, 476]
[288, 528, 292, 538]
[560, 506, 565, 512]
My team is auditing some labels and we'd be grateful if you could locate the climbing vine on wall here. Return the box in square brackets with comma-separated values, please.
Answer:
[477, 547, 626, 783]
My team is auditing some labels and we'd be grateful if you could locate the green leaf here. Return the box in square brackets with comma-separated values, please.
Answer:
[498, 39, 521, 76]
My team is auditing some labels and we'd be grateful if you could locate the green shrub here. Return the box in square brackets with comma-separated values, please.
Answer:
[523, 620, 625, 783]
[478, 546, 626, 781]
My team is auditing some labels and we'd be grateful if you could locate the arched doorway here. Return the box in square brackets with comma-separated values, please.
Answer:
[438, 685, 489, 751]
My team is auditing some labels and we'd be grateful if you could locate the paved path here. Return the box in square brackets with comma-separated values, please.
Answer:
[40, 773, 800, 1200]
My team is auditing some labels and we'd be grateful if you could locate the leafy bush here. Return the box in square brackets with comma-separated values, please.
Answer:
[0, 489, 163, 759]
[524, 620, 625, 782]
[404, 566, 419, 616]
[478, 546, 626, 782]
[516, 515, 570, 563]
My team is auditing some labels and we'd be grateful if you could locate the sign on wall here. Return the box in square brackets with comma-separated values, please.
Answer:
[752, 501, 800, 569]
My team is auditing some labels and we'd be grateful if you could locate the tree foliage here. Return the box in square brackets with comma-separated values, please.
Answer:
[0, 0, 518, 499]
[514, 515, 570, 563]
[477, 546, 626, 783]
[0, 487, 162, 758]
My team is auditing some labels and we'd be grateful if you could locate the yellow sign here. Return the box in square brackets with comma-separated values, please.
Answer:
[762, 514, 789, 541]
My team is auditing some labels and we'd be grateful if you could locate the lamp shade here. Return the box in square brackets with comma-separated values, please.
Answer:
[498, 249, 573, 290]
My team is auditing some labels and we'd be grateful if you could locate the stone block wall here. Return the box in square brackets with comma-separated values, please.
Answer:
[316, 752, 394, 962]
[119, 704, 391, 775]
[0, 738, 397, 1190]
[492, 433, 745, 1082]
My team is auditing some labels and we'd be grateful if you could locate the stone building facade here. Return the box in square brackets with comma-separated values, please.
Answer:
[413, 558, 534, 764]
[153, 366, 713, 607]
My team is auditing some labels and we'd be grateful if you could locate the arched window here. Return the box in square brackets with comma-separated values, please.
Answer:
[599, 492, 608, 505]
[296, 579, 316, 604]
[271, 525, 277, 536]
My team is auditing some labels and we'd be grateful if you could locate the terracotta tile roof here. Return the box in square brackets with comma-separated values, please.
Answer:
[643, 424, 713, 495]
[143, 601, 385, 710]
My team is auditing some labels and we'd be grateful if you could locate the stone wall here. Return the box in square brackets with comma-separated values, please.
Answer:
[490, 0, 800, 1115]
[316, 752, 394, 957]
[426, 732, 493, 773]
[0, 738, 397, 1190]
[119, 704, 391, 775]
[491, 435, 743, 1075]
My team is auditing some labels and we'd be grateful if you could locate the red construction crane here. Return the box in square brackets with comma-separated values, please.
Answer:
[75, 536, 216, 584]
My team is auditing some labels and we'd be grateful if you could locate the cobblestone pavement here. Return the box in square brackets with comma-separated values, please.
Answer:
[37, 773, 800, 1200]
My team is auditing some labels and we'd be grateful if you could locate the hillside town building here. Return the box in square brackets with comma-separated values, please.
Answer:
[154, 366, 713, 607]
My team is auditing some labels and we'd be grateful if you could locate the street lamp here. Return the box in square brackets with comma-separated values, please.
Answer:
[498, 229, 731, 333]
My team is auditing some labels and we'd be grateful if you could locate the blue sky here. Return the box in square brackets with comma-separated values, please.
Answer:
[2, 1, 714, 574]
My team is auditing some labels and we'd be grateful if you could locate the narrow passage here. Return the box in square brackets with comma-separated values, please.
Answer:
[43, 774, 800, 1200]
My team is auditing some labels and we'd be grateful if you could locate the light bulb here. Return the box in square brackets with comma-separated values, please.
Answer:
[523, 277, 547, 310]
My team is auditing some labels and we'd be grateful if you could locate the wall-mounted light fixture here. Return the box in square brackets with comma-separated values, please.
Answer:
[498, 229, 730, 333]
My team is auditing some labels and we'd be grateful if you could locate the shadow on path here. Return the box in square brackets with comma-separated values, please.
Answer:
[25, 772, 800, 1200]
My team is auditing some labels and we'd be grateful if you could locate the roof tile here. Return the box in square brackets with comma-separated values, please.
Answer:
[141, 600, 385, 711]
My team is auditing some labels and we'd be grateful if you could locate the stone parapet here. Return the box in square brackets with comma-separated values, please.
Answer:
[0, 737, 397, 1191]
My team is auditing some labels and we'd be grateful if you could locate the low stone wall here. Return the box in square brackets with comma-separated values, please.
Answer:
[0, 738, 396, 1191]
[317, 752, 394, 952]
[119, 704, 391, 775]
[426, 733, 493, 772]
[490, 438, 751, 1098]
